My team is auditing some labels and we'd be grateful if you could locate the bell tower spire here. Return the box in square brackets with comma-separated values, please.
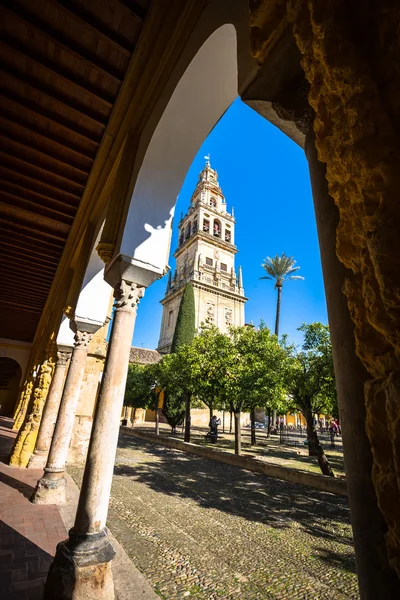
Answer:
[158, 160, 247, 353]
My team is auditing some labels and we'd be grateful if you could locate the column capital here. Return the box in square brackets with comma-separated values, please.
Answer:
[56, 349, 71, 367]
[114, 279, 145, 313]
[73, 330, 93, 348]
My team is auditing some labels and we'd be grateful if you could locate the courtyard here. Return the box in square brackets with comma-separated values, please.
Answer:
[70, 433, 358, 600]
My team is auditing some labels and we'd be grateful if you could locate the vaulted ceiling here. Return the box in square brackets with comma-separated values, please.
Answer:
[0, 0, 150, 342]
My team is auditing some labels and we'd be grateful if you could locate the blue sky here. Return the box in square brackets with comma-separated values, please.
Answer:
[132, 98, 327, 349]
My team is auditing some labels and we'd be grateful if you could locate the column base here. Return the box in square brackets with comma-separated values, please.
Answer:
[44, 528, 116, 600]
[31, 475, 66, 505]
[27, 450, 48, 469]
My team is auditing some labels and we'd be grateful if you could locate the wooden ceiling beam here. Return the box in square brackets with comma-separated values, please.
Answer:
[1, 65, 108, 128]
[1, 180, 80, 215]
[0, 165, 81, 206]
[0, 205, 70, 240]
[0, 242, 59, 267]
[51, 0, 134, 55]
[0, 90, 102, 147]
[0, 301, 43, 315]
[0, 223, 65, 251]
[1, 2, 125, 82]
[0, 133, 90, 181]
[1, 191, 75, 225]
[118, 0, 146, 21]
[0, 109, 95, 162]
[0, 151, 86, 195]
[2, 36, 116, 107]
[0, 268, 54, 288]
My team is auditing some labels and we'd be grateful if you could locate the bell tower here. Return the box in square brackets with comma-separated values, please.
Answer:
[157, 159, 247, 353]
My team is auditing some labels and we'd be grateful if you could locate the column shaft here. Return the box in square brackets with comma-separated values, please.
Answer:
[44, 280, 143, 600]
[28, 351, 70, 469]
[74, 284, 142, 533]
[32, 331, 91, 505]
[305, 131, 399, 597]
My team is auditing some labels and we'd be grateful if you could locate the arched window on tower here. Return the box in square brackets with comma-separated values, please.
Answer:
[203, 218, 210, 233]
[225, 225, 231, 243]
[185, 222, 191, 239]
[193, 217, 198, 233]
[213, 219, 221, 238]
[179, 229, 184, 246]
[210, 196, 217, 207]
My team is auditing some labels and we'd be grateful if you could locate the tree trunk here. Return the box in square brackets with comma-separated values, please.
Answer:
[155, 395, 160, 436]
[184, 393, 191, 443]
[234, 411, 241, 455]
[208, 403, 213, 424]
[250, 409, 256, 446]
[132, 407, 136, 425]
[229, 410, 233, 434]
[275, 285, 282, 337]
[304, 406, 334, 477]
[267, 407, 271, 437]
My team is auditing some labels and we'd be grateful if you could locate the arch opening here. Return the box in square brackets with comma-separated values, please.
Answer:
[0, 357, 22, 417]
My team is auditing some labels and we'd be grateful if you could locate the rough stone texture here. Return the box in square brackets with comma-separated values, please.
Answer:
[10, 357, 55, 467]
[284, 0, 400, 576]
[129, 347, 161, 365]
[69, 434, 359, 600]
[249, 0, 400, 577]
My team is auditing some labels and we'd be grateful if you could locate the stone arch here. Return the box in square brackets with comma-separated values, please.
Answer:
[0, 357, 22, 417]
[102, 16, 252, 289]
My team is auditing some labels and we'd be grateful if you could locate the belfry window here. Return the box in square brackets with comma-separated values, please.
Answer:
[193, 218, 198, 233]
[185, 222, 191, 239]
[210, 196, 217, 207]
[179, 230, 184, 246]
[203, 218, 210, 232]
[213, 219, 221, 238]
[225, 228, 231, 242]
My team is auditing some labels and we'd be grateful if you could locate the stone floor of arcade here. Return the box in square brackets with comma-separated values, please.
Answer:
[1, 415, 359, 600]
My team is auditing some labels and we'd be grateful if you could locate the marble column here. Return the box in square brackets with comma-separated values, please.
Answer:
[31, 328, 94, 505]
[28, 349, 71, 469]
[305, 131, 399, 597]
[44, 280, 144, 600]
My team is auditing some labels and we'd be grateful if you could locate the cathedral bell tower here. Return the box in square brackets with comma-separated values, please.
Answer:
[157, 159, 247, 354]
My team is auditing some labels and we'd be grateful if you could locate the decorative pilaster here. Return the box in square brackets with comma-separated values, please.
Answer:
[12, 378, 34, 430]
[44, 280, 144, 600]
[32, 330, 93, 505]
[9, 359, 55, 467]
[28, 350, 71, 469]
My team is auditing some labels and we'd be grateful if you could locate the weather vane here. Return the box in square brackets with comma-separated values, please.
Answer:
[204, 153, 210, 164]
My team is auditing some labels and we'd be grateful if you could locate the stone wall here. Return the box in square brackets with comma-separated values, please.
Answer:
[67, 327, 107, 464]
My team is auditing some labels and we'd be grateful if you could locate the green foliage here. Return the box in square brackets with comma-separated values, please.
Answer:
[124, 363, 158, 411]
[171, 282, 196, 352]
[284, 322, 337, 417]
[260, 252, 304, 288]
[159, 352, 188, 430]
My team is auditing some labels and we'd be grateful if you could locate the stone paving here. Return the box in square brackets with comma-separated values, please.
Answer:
[69, 433, 360, 600]
[0, 417, 67, 600]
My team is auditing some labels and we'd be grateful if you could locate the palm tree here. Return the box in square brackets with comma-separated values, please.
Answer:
[260, 253, 304, 336]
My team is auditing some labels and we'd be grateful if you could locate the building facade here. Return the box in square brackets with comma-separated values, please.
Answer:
[157, 160, 247, 353]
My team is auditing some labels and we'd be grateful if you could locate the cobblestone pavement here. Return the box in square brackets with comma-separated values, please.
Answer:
[69, 434, 359, 600]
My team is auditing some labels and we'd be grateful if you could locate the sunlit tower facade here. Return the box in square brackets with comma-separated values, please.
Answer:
[157, 159, 247, 353]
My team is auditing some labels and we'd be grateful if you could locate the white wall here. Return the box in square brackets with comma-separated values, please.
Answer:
[118, 24, 238, 275]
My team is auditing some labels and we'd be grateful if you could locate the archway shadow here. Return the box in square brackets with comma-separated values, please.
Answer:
[116, 434, 355, 552]
[0, 520, 53, 599]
